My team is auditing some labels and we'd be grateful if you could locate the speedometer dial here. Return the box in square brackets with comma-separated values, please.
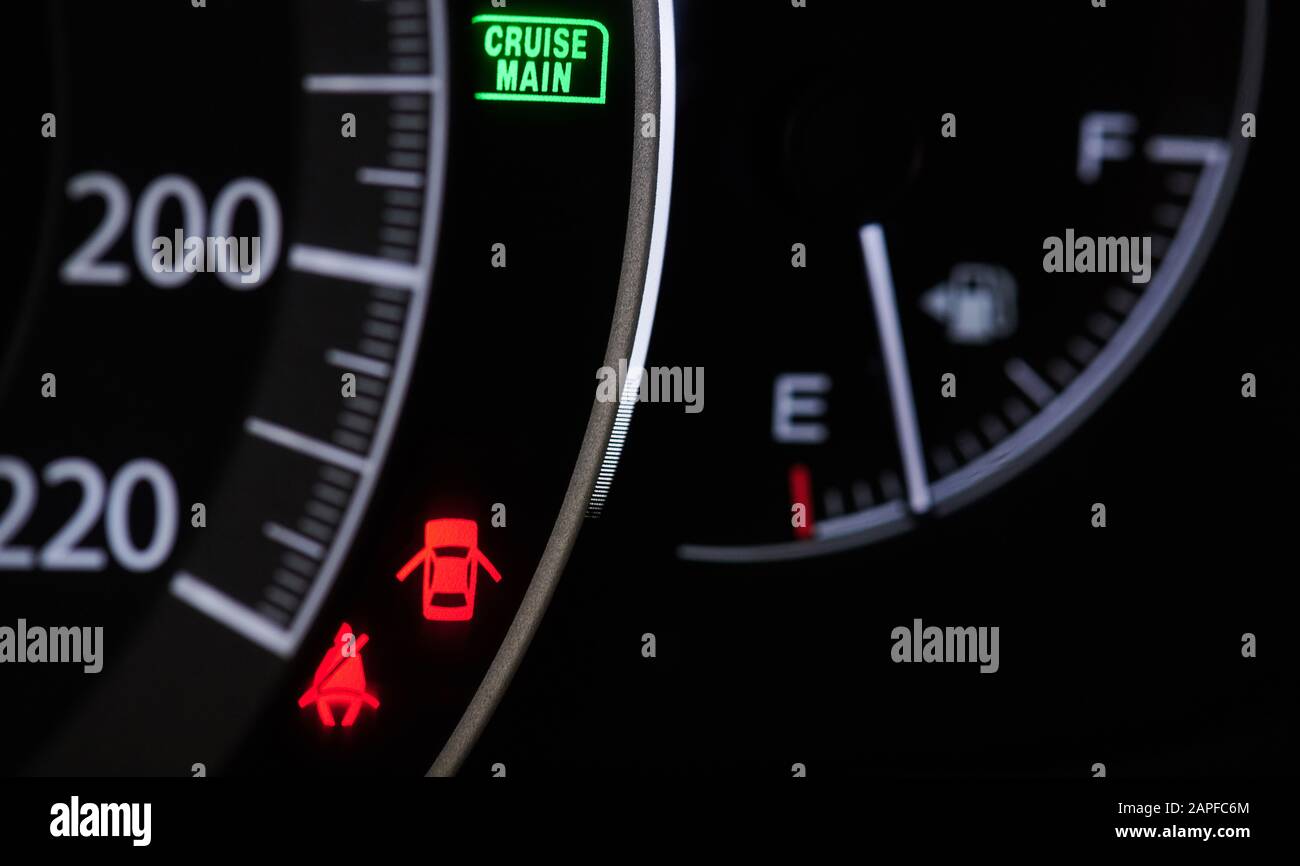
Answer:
[667, 0, 1264, 562]
[1, 0, 673, 775]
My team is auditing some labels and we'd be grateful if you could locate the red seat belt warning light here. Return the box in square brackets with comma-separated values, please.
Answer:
[297, 623, 380, 727]
[395, 518, 502, 622]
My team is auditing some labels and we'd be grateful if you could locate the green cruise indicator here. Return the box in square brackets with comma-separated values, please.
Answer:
[472, 14, 610, 105]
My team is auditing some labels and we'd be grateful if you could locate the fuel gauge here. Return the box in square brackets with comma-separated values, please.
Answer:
[664, 0, 1264, 562]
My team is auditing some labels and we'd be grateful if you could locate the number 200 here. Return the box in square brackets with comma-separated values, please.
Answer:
[60, 172, 282, 289]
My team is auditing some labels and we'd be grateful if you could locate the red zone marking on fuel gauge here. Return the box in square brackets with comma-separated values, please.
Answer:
[789, 464, 815, 540]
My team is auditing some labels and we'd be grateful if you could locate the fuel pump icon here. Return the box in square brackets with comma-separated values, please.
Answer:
[297, 623, 380, 728]
[395, 518, 502, 622]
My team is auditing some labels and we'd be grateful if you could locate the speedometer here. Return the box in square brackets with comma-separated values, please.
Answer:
[2, 0, 673, 776]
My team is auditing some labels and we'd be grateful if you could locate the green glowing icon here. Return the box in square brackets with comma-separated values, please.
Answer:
[472, 14, 610, 105]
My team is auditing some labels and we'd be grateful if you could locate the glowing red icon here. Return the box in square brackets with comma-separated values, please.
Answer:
[297, 622, 380, 727]
[396, 518, 502, 622]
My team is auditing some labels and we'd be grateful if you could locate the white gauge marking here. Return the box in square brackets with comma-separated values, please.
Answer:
[289, 244, 422, 291]
[325, 349, 393, 379]
[244, 418, 369, 474]
[263, 522, 326, 560]
[1145, 136, 1228, 167]
[273, 570, 309, 593]
[357, 167, 426, 189]
[171, 572, 297, 657]
[303, 74, 440, 94]
[1004, 358, 1056, 408]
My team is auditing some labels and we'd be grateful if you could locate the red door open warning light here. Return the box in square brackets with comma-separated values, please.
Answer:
[297, 623, 380, 727]
[395, 518, 502, 622]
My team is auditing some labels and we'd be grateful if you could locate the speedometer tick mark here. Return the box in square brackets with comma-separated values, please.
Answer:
[264, 586, 302, 612]
[273, 570, 310, 594]
[303, 74, 440, 94]
[246, 418, 370, 474]
[332, 430, 371, 453]
[289, 245, 421, 292]
[264, 523, 326, 560]
[170, 573, 295, 658]
[358, 167, 425, 189]
[326, 350, 392, 380]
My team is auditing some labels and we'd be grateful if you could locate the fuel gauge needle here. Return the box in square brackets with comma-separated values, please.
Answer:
[860, 223, 933, 515]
